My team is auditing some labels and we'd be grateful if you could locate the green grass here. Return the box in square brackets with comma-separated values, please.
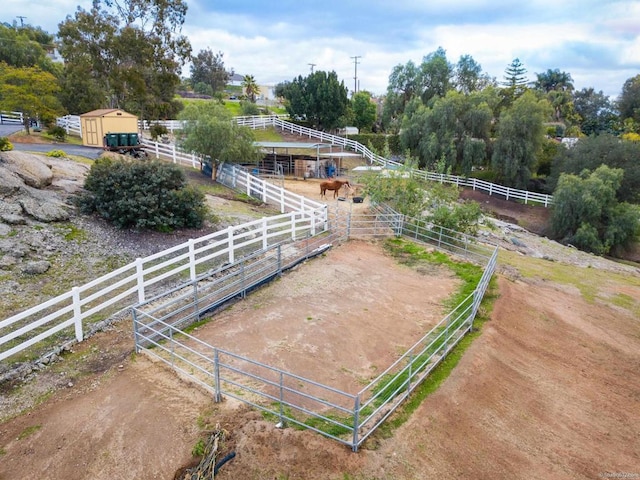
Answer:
[499, 249, 640, 304]
[252, 127, 284, 142]
[17, 424, 41, 440]
[54, 223, 88, 242]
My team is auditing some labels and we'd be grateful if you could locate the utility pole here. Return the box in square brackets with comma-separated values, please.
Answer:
[308, 63, 316, 74]
[16, 16, 27, 28]
[351, 55, 361, 95]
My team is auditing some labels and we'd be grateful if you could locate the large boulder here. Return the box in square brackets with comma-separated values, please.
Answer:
[1, 151, 53, 188]
[0, 165, 25, 196]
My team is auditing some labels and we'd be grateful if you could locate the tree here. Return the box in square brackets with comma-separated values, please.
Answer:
[351, 91, 376, 132]
[455, 54, 493, 94]
[400, 90, 492, 174]
[617, 74, 640, 128]
[550, 165, 639, 255]
[419, 47, 453, 104]
[276, 71, 349, 131]
[242, 74, 260, 103]
[573, 88, 618, 136]
[491, 90, 551, 189]
[178, 102, 261, 180]
[190, 49, 230, 95]
[0, 62, 64, 133]
[0, 24, 58, 74]
[533, 68, 574, 93]
[58, 0, 191, 118]
[502, 58, 528, 89]
[500, 58, 529, 106]
[549, 134, 640, 203]
[78, 157, 206, 231]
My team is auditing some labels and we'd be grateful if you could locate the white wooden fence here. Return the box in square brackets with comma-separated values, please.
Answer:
[0, 200, 327, 362]
[236, 115, 554, 206]
[53, 112, 553, 206]
[0, 110, 24, 125]
[56, 115, 82, 137]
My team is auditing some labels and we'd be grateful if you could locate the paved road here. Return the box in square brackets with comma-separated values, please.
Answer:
[10, 142, 104, 159]
[1, 125, 103, 159]
[0, 124, 24, 137]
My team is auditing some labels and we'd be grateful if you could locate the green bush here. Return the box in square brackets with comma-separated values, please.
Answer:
[0, 137, 13, 151]
[46, 149, 67, 158]
[47, 125, 67, 142]
[240, 101, 260, 116]
[77, 158, 207, 231]
[150, 123, 169, 141]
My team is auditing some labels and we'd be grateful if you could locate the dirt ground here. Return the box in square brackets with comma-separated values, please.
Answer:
[2, 170, 640, 479]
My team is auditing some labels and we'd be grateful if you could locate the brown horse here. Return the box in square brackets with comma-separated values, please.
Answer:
[320, 179, 351, 199]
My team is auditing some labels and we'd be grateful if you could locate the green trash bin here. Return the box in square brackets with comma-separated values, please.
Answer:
[118, 133, 130, 147]
[104, 133, 119, 148]
[128, 133, 139, 146]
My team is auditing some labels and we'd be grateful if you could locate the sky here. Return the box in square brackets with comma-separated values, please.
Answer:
[3, 0, 640, 99]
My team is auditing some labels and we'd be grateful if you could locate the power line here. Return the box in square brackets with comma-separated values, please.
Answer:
[350, 55, 361, 95]
[308, 63, 316, 73]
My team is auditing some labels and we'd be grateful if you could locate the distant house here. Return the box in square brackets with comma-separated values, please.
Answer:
[228, 72, 244, 87]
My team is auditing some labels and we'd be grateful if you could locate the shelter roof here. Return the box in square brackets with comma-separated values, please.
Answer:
[255, 141, 332, 150]
[80, 108, 137, 118]
[318, 152, 363, 158]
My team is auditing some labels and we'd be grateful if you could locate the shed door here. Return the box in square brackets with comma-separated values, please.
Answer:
[85, 118, 99, 146]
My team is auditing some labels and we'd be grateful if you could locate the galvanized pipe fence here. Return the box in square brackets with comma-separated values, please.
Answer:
[132, 203, 498, 451]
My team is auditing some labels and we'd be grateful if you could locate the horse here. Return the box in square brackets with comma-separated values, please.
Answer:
[320, 179, 351, 199]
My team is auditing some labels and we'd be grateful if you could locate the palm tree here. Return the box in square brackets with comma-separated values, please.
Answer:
[242, 74, 260, 103]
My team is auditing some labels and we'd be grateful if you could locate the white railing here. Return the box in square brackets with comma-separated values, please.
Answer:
[56, 115, 82, 137]
[217, 163, 326, 216]
[0, 110, 24, 125]
[139, 119, 185, 132]
[140, 137, 202, 168]
[235, 115, 554, 206]
[0, 208, 327, 362]
[54, 112, 553, 206]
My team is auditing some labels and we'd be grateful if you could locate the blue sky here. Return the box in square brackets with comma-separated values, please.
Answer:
[3, 0, 640, 99]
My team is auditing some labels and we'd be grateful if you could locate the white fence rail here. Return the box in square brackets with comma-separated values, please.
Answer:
[53, 112, 552, 206]
[236, 115, 554, 206]
[0, 209, 327, 362]
[56, 115, 82, 137]
[0, 110, 24, 125]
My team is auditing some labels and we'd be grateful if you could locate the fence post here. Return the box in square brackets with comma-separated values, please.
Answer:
[154, 142, 159, 159]
[227, 227, 235, 264]
[407, 354, 413, 394]
[214, 348, 222, 402]
[132, 308, 140, 353]
[262, 218, 268, 250]
[172, 144, 177, 163]
[188, 239, 196, 281]
[290, 212, 297, 240]
[438, 226, 443, 248]
[279, 371, 285, 426]
[135, 258, 145, 303]
[277, 244, 282, 276]
[72, 286, 83, 342]
[352, 395, 360, 452]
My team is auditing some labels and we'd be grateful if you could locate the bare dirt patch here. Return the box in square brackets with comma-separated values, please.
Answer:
[188, 240, 458, 396]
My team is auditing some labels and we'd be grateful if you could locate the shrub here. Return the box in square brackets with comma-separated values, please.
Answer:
[150, 123, 169, 141]
[240, 101, 260, 116]
[0, 137, 13, 151]
[47, 125, 67, 142]
[77, 158, 207, 231]
[46, 150, 67, 158]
